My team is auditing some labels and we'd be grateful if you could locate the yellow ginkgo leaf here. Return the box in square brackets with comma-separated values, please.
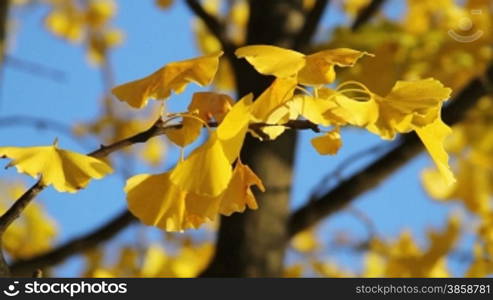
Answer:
[235, 45, 306, 78]
[112, 51, 223, 108]
[236, 45, 370, 85]
[319, 86, 379, 127]
[298, 48, 371, 85]
[251, 77, 297, 121]
[415, 118, 456, 186]
[188, 92, 234, 123]
[217, 94, 253, 163]
[0, 143, 113, 193]
[385, 79, 452, 124]
[126, 172, 221, 232]
[165, 117, 203, 148]
[311, 130, 342, 155]
[170, 132, 232, 197]
[288, 95, 337, 126]
[219, 161, 265, 216]
[368, 79, 453, 139]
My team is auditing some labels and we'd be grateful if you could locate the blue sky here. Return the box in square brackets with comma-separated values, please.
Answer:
[1, 0, 467, 276]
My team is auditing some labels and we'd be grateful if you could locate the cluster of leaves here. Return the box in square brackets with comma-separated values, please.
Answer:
[82, 236, 213, 278]
[43, 0, 123, 65]
[104, 43, 452, 232]
[285, 215, 463, 277]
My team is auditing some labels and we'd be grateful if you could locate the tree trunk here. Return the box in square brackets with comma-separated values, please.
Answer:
[202, 0, 304, 277]
[0, 0, 9, 67]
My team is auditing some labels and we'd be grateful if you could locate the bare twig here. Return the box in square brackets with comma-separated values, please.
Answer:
[288, 63, 493, 237]
[311, 142, 389, 197]
[4, 55, 67, 83]
[293, 0, 330, 51]
[351, 0, 387, 31]
[0, 115, 92, 149]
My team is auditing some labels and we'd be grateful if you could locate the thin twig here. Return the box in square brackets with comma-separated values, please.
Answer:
[351, 0, 387, 31]
[0, 118, 319, 274]
[4, 55, 67, 83]
[311, 142, 389, 198]
[0, 115, 92, 149]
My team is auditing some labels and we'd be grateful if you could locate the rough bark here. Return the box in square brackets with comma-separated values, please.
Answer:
[0, 0, 9, 66]
[201, 0, 304, 277]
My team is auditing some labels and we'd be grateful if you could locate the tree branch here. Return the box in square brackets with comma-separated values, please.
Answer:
[292, 0, 330, 51]
[351, 0, 387, 31]
[10, 210, 135, 276]
[0, 117, 318, 275]
[287, 63, 493, 237]
[184, 0, 236, 57]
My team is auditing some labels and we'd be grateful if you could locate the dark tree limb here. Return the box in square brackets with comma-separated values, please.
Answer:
[10, 210, 136, 276]
[292, 0, 330, 51]
[184, 0, 236, 57]
[351, 0, 387, 31]
[287, 63, 493, 237]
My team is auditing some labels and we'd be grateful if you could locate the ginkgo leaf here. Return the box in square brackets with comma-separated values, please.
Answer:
[415, 118, 456, 185]
[319, 87, 379, 127]
[217, 94, 253, 163]
[235, 45, 370, 85]
[235, 45, 306, 78]
[112, 51, 223, 108]
[165, 118, 203, 148]
[219, 161, 265, 216]
[368, 79, 452, 139]
[311, 130, 343, 155]
[385, 79, 452, 125]
[170, 132, 232, 197]
[0, 144, 113, 193]
[298, 48, 372, 85]
[126, 171, 222, 232]
[288, 95, 336, 126]
[126, 172, 187, 231]
[188, 92, 234, 123]
[251, 77, 297, 121]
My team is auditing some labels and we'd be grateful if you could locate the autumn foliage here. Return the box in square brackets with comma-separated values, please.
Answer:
[0, 0, 492, 277]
